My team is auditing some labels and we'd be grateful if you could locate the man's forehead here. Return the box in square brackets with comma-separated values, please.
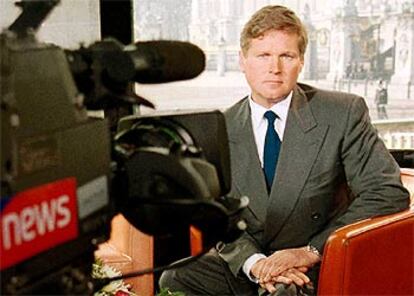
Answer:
[254, 29, 299, 40]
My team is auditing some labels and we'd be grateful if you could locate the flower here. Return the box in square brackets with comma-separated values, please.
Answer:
[93, 258, 136, 296]
[115, 290, 131, 296]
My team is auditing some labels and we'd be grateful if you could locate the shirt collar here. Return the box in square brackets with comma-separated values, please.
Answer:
[249, 91, 293, 129]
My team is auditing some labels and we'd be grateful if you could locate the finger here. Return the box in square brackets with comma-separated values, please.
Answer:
[258, 262, 269, 284]
[272, 275, 293, 285]
[288, 268, 310, 284]
[262, 265, 280, 284]
[261, 271, 273, 284]
[252, 259, 266, 280]
[264, 282, 277, 293]
[282, 270, 305, 286]
[259, 278, 276, 291]
[269, 265, 288, 278]
[296, 266, 308, 273]
[259, 261, 275, 283]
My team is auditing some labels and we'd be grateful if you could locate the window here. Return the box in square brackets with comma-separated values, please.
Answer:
[1, 0, 413, 149]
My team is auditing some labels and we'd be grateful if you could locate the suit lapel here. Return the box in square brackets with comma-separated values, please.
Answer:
[228, 99, 268, 221]
[264, 85, 329, 243]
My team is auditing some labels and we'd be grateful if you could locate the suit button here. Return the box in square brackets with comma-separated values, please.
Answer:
[311, 212, 321, 221]
[216, 241, 226, 252]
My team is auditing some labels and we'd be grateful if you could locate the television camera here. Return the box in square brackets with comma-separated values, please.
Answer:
[0, 1, 247, 294]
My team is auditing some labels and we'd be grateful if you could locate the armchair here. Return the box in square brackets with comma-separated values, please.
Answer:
[318, 168, 414, 295]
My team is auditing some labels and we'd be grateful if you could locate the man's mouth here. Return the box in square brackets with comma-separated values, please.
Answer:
[264, 80, 283, 84]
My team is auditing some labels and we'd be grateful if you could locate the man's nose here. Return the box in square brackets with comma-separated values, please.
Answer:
[268, 56, 281, 73]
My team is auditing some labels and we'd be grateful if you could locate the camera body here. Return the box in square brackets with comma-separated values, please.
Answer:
[1, 1, 246, 294]
[1, 30, 113, 294]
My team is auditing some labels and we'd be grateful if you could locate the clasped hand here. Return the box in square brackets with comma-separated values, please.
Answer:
[250, 247, 321, 293]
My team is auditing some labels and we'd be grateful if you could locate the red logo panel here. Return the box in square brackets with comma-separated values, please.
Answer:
[1, 178, 79, 270]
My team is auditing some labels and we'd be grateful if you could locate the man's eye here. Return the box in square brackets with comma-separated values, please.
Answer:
[281, 54, 294, 60]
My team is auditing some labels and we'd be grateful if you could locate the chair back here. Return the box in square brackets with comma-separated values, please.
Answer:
[318, 168, 414, 295]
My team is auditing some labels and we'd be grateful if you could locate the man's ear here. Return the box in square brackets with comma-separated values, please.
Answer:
[239, 51, 246, 73]
[299, 57, 305, 72]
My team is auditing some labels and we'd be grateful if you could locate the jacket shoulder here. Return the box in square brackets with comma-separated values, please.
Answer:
[296, 83, 369, 126]
[223, 96, 249, 129]
[299, 83, 365, 110]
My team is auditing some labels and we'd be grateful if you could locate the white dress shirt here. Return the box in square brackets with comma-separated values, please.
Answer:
[248, 93, 291, 167]
[242, 91, 292, 282]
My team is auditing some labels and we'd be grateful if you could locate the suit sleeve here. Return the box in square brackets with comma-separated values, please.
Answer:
[309, 96, 410, 252]
[217, 185, 265, 277]
[217, 231, 262, 276]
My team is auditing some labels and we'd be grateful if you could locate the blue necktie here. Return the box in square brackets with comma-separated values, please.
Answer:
[263, 111, 281, 191]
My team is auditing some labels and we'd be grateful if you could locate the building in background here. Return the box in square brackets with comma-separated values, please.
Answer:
[2, 0, 412, 88]
[134, 0, 413, 100]
[187, 1, 413, 91]
[133, 0, 192, 41]
[133, 0, 414, 148]
[1, 0, 413, 148]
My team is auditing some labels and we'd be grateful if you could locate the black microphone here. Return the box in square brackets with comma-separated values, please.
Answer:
[105, 40, 206, 84]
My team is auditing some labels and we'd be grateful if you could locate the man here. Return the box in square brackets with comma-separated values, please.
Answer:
[375, 79, 388, 119]
[159, 5, 409, 295]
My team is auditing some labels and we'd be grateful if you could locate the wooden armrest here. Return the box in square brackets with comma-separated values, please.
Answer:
[95, 214, 154, 296]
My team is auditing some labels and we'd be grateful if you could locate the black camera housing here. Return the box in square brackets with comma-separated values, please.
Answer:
[0, 1, 246, 294]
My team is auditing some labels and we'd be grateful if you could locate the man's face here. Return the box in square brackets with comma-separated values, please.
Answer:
[239, 29, 304, 108]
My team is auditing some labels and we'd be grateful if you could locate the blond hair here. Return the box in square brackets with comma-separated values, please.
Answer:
[240, 5, 308, 57]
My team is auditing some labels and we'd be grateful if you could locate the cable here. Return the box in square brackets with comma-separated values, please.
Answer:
[93, 249, 209, 291]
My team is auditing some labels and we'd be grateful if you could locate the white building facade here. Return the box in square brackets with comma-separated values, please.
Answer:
[187, 0, 414, 99]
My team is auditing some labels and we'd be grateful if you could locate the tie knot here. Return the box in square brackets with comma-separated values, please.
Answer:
[264, 111, 277, 124]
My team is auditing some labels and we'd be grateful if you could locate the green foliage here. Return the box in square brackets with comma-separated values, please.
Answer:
[156, 287, 186, 296]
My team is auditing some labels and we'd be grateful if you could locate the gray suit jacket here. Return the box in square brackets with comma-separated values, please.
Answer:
[219, 83, 410, 277]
